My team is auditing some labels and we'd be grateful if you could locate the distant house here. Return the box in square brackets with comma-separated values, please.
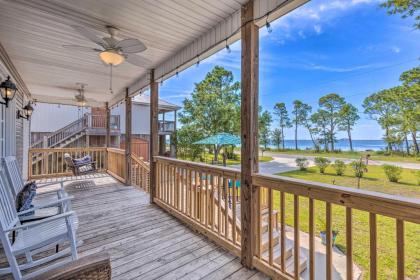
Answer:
[30, 95, 180, 159]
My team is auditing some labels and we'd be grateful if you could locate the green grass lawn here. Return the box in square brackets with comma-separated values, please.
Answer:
[268, 149, 420, 164]
[275, 165, 420, 279]
[179, 152, 273, 166]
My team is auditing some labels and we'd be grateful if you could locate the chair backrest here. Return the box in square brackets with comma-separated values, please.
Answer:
[2, 156, 25, 198]
[0, 166, 19, 233]
[64, 153, 75, 168]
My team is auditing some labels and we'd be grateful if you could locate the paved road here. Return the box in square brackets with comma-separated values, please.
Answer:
[232, 152, 420, 175]
[265, 152, 420, 170]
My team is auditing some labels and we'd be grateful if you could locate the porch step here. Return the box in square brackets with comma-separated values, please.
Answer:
[286, 255, 308, 275]
[261, 237, 294, 262]
[261, 230, 280, 252]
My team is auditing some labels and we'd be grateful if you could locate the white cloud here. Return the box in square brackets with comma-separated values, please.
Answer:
[267, 0, 380, 43]
[313, 24, 323, 34]
[391, 46, 401, 53]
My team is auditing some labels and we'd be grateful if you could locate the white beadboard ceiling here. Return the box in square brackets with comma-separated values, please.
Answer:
[0, 0, 306, 107]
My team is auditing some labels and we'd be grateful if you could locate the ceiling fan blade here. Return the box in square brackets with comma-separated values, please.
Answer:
[116, 38, 146, 53]
[63, 45, 102, 52]
[71, 25, 107, 47]
[125, 54, 152, 68]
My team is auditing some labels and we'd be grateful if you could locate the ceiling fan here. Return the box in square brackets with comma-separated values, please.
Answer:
[59, 83, 95, 107]
[63, 25, 151, 94]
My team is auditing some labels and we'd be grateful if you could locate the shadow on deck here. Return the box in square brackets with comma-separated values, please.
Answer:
[1, 174, 268, 280]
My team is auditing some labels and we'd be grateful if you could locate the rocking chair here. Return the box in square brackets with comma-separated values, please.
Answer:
[64, 153, 97, 176]
[0, 168, 79, 280]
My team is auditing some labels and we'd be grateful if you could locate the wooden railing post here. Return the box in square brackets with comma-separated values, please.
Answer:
[150, 69, 159, 204]
[240, 0, 259, 268]
[105, 102, 110, 148]
[125, 88, 132, 185]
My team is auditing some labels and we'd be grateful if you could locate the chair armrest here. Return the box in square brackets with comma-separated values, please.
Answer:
[73, 161, 96, 167]
[5, 211, 75, 232]
[17, 196, 74, 215]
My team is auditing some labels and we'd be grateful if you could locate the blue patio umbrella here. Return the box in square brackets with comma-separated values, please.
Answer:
[193, 132, 240, 146]
[193, 133, 240, 166]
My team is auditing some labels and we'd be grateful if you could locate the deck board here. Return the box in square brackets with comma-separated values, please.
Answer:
[0, 174, 266, 280]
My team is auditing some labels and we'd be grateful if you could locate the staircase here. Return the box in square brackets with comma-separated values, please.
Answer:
[212, 193, 308, 276]
[260, 209, 308, 275]
[31, 115, 88, 148]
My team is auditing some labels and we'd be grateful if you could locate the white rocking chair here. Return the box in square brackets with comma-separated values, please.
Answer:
[2, 157, 70, 221]
[0, 168, 79, 280]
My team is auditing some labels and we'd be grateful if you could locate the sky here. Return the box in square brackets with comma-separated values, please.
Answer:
[156, 0, 420, 140]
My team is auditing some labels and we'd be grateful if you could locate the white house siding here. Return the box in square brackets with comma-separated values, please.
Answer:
[0, 67, 28, 178]
[31, 103, 89, 132]
[112, 103, 150, 135]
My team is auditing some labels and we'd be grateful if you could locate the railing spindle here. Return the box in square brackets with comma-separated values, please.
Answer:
[346, 207, 353, 280]
[309, 198, 315, 280]
[396, 219, 404, 280]
[369, 213, 377, 280]
[280, 191, 286, 271]
[326, 202, 332, 280]
[294, 195, 300, 279]
[268, 188, 273, 266]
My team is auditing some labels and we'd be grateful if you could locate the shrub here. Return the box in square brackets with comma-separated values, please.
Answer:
[416, 171, 420, 186]
[295, 158, 309, 171]
[333, 160, 346, 176]
[314, 157, 331, 174]
[350, 160, 367, 178]
[382, 164, 403, 182]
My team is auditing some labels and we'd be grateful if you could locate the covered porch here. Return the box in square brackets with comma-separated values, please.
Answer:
[0, 0, 419, 279]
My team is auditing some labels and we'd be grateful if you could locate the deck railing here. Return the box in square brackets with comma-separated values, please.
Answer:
[27, 149, 420, 279]
[153, 156, 420, 280]
[154, 156, 242, 256]
[131, 154, 150, 192]
[28, 147, 107, 179]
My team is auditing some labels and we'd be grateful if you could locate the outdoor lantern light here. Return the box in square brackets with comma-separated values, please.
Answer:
[99, 50, 125, 65]
[0, 76, 17, 107]
[17, 102, 34, 120]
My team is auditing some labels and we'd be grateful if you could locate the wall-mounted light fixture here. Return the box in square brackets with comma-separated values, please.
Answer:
[17, 101, 34, 120]
[0, 76, 17, 107]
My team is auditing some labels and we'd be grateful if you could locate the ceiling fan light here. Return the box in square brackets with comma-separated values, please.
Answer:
[99, 50, 125, 66]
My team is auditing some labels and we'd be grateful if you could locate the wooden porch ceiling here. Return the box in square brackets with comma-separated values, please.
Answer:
[0, 0, 306, 107]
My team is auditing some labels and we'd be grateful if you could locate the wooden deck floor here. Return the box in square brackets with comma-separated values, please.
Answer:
[2, 174, 269, 280]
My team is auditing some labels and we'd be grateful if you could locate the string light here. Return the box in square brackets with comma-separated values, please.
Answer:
[176, 68, 179, 77]
[196, 56, 200, 67]
[225, 39, 231, 53]
[160, 79, 163, 86]
[266, 16, 272, 33]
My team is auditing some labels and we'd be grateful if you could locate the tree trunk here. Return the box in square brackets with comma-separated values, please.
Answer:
[404, 135, 410, 154]
[295, 119, 298, 150]
[347, 127, 353, 152]
[412, 131, 419, 154]
[214, 144, 219, 163]
[385, 126, 392, 152]
[281, 126, 285, 150]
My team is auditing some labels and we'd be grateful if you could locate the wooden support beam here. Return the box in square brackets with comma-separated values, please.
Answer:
[125, 88, 132, 186]
[150, 69, 159, 204]
[105, 102, 110, 148]
[240, 0, 259, 268]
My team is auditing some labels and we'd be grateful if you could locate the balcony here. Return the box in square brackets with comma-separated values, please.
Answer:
[19, 147, 419, 280]
[158, 120, 175, 134]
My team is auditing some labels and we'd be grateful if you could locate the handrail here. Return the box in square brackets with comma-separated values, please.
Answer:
[252, 173, 420, 223]
[28, 147, 107, 179]
[131, 154, 150, 192]
[31, 113, 121, 149]
[153, 156, 420, 280]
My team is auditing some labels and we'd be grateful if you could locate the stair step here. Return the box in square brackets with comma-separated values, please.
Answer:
[261, 230, 280, 252]
[286, 254, 308, 275]
[261, 237, 294, 262]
